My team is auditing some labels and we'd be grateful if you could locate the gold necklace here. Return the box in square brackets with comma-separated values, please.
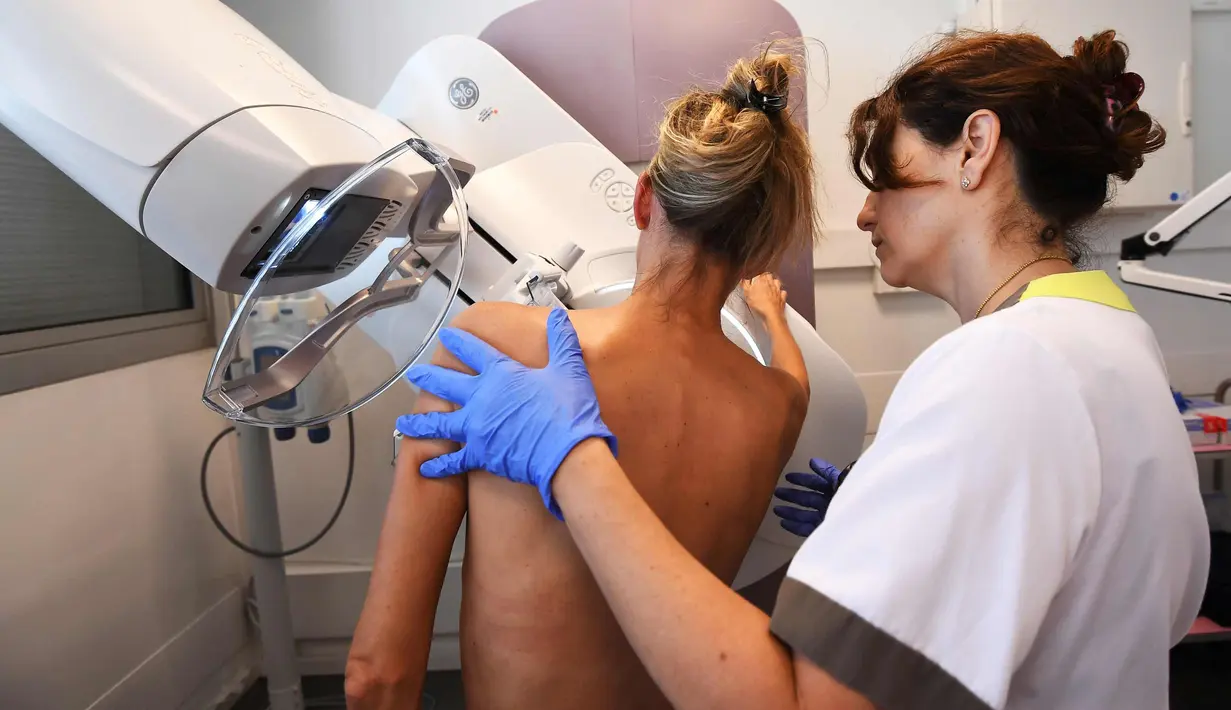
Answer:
[974, 255, 1071, 319]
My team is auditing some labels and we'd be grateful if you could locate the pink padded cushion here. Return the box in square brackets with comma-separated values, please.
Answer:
[479, 0, 808, 162]
[479, 0, 816, 323]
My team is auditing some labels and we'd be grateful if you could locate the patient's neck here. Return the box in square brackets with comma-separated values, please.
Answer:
[625, 239, 733, 332]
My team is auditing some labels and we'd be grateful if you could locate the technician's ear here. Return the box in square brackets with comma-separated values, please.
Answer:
[634, 172, 653, 231]
[958, 109, 1002, 192]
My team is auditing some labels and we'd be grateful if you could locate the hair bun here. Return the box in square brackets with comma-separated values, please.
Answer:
[1070, 30, 1130, 87]
[1069, 29, 1165, 181]
[721, 48, 795, 118]
[648, 42, 816, 281]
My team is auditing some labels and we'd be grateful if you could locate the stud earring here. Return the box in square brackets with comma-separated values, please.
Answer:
[960, 176, 972, 190]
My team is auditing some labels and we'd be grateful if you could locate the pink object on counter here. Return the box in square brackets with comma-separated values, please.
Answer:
[1189, 617, 1231, 635]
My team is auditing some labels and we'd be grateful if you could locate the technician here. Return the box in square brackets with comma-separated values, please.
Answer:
[395, 30, 1210, 710]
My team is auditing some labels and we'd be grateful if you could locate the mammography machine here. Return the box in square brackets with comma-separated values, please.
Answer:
[0, 1, 866, 707]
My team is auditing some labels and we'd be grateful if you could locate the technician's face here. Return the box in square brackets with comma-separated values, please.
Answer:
[856, 128, 960, 292]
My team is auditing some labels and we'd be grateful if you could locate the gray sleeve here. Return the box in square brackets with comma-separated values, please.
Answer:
[769, 578, 992, 710]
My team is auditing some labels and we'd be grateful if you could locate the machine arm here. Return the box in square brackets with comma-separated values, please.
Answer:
[1119, 170, 1231, 303]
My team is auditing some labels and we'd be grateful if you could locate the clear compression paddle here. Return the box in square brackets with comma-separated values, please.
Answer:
[202, 138, 470, 427]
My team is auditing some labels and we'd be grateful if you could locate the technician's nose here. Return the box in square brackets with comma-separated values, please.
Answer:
[857, 193, 878, 234]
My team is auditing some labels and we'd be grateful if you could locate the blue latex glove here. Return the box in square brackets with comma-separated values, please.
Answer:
[395, 308, 617, 520]
[772, 458, 845, 537]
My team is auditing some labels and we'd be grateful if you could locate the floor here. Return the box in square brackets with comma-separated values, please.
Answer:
[232, 647, 1230, 709]
[1170, 641, 1231, 710]
[232, 671, 465, 710]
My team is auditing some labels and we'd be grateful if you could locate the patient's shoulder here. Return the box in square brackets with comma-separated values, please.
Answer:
[724, 365, 807, 467]
[763, 366, 809, 436]
[447, 301, 553, 369]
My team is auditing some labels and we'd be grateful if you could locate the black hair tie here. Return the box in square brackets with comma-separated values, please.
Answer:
[747, 80, 787, 114]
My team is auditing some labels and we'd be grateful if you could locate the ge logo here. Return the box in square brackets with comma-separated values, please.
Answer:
[449, 78, 479, 110]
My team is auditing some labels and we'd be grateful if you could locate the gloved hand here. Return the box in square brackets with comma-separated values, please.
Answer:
[395, 308, 617, 520]
[773, 458, 846, 537]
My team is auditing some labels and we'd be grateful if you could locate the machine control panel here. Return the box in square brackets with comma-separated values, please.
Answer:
[590, 168, 639, 228]
[590, 168, 616, 191]
[242, 187, 400, 280]
[604, 181, 634, 212]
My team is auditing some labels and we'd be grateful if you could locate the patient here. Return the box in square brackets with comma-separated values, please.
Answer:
[346, 47, 816, 710]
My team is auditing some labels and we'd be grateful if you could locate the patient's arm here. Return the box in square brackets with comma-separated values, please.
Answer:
[741, 275, 809, 400]
[345, 346, 470, 710]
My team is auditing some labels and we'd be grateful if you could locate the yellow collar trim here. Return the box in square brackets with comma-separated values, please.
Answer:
[1019, 270, 1136, 313]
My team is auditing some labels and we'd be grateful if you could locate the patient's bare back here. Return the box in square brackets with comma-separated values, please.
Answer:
[451, 302, 805, 710]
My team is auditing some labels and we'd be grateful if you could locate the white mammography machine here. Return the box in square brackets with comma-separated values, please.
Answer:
[0, 1, 866, 706]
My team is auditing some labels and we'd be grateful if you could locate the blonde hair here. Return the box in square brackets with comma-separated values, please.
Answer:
[647, 44, 817, 281]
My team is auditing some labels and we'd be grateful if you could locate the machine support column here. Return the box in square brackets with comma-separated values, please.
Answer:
[235, 422, 304, 710]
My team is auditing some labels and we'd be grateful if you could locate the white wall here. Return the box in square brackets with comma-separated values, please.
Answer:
[0, 350, 250, 710]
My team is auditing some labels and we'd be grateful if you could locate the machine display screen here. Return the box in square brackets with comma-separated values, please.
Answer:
[243, 188, 391, 279]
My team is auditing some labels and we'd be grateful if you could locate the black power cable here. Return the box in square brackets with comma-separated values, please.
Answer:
[200, 412, 355, 558]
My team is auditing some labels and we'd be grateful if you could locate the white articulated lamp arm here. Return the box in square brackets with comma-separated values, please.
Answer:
[1119, 170, 1231, 303]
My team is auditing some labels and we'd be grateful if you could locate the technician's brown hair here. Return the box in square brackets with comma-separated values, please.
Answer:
[849, 30, 1166, 263]
[648, 42, 817, 282]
